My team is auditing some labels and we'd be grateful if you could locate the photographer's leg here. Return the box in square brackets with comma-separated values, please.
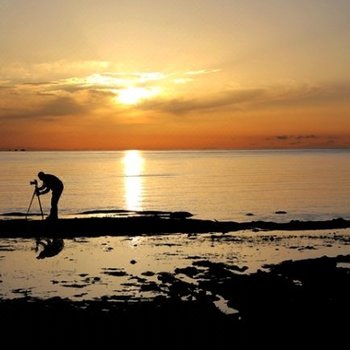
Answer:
[50, 188, 62, 219]
[50, 195, 58, 219]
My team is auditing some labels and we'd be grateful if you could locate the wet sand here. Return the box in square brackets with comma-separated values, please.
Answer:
[1, 215, 350, 346]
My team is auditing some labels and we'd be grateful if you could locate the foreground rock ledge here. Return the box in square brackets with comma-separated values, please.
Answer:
[0, 216, 350, 237]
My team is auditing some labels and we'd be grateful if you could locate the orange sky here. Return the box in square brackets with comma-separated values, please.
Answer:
[1, 0, 350, 150]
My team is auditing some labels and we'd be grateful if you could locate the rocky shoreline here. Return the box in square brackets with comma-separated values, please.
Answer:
[1, 254, 350, 346]
[1, 212, 350, 346]
[1, 215, 350, 237]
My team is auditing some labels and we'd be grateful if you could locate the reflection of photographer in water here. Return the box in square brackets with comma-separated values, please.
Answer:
[35, 238, 64, 259]
[36, 172, 64, 220]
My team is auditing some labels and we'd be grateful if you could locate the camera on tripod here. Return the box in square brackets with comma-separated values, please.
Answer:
[26, 178, 44, 220]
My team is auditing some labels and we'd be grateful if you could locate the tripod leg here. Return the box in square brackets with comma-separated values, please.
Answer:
[37, 194, 44, 220]
[25, 191, 36, 220]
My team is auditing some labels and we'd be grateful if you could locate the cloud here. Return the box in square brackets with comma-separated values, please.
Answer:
[138, 88, 265, 115]
[0, 68, 218, 122]
[38, 96, 86, 118]
[0, 60, 112, 82]
[1, 65, 350, 124]
[258, 81, 350, 108]
[0, 76, 117, 122]
[266, 134, 343, 147]
[0, 95, 86, 121]
[136, 80, 350, 115]
[185, 69, 221, 76]
[272, 135, 317, 141]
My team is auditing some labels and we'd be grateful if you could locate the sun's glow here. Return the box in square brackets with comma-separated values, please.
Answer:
[122, 150, 144, 211]
[117, 87, 160, 105]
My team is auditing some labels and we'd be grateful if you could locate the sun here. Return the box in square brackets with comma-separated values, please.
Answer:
[116, 87, 160, 105]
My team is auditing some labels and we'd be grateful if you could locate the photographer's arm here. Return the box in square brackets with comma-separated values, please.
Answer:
[37, 185, 50, 195]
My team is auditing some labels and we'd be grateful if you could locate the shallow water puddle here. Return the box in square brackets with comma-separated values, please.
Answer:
[1, 229, 350, 303]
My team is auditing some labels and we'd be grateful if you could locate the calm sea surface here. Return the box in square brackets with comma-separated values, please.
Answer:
[0, 149, 350, 222]
[1, 149, 350, 302]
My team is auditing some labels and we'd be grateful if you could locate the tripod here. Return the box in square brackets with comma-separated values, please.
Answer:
[26, 183, 44, 220]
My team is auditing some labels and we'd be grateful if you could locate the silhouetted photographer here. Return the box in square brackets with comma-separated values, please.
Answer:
[36, 171, 64, 220]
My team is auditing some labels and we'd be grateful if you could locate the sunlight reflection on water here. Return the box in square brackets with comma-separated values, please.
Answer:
[123, 150, 144, 211]
[1, 149, 350, 222]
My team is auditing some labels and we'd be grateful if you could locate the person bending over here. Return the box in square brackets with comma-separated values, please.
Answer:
[36, 171, 64, 220]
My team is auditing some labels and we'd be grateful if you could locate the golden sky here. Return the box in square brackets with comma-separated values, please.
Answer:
[1, 0, 350, 150]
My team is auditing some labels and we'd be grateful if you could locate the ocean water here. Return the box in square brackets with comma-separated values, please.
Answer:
[1, 149, 350, 302]
[0, 149, 350, 222]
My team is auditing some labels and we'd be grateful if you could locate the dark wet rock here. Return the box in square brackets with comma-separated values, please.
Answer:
[298, 245, 316, 250]
[141, 271, 155, 276]
[73, 293, 88, 298]
[169, 211, 193, 219]
[227, 264, 249, 273]
[2, 216, 350, 237]
[337, 254, 350, 262]
[11, 288, 32, 295]
[76, 209, 194, 220]
[61, 283, 88, 288]
[140, 281, 161, 292]
[79, 209, 134, 215]
[157, 272, 176, 284]
[82, 276, 101, 284]
[102, 268, 128, 277]
[128, 276, 147, 283]
[174, 266, 201, 277]
[1, 212, 41, 217]
[275, 210, 287, 214]
[0, 244, 15, 251]
[168, 280, 195, 298]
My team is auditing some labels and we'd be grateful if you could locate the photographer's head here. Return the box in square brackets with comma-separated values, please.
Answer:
[38, 171, 45, 180]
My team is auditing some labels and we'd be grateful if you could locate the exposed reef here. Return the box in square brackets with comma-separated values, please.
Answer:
[0, 213, 350, 237]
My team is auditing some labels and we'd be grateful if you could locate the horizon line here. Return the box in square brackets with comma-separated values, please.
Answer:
[1, 146, 350, 152]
